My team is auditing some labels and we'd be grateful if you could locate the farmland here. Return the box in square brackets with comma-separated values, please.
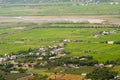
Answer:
[65, 42, 120, 62]
[0, 1, 120, 80]
[0, 3, 120, 16]
[0, 22, 120, 62]
[0, 21, 120, 80]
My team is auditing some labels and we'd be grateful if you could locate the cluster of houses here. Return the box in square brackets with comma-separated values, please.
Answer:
[38, 42, 67, 60]
[93, 29, 117, 39]
[0, 39, 70, 73]
[0, 38, 119, 80]
[0, 38, 118, 76]
[0, 39, 81, 67]
[63, 58, 113, 69]
[92, 29, 120, 45]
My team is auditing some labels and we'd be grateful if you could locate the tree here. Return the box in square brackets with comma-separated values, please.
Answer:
[0, 75, 5, 80]
[18, 68, 27, 73]
[85, 68, 117, 80]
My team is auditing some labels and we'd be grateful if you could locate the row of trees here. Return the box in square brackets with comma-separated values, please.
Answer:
[39, 56, 98, 68]
[85, 68, 117, 80]
[105, 58, 120, 65]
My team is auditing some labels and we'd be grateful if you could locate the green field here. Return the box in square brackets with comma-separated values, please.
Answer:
[0, 23, 120, 62]
[0, 3, 120, 16]
[65, 42, 120, 62]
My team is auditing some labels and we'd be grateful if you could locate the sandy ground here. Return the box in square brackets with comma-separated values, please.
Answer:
[0, 15, 120, 25]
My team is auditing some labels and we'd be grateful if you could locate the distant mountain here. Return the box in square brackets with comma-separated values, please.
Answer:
[0, 0, 119, 4]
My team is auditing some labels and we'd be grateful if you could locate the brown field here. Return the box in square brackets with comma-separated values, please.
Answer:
[49, 74, 84, 80]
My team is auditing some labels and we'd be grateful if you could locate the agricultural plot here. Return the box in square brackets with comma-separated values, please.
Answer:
[0, 3, 120, 16]
[0, 23, 120, 62]
[65, 42, 120, 62]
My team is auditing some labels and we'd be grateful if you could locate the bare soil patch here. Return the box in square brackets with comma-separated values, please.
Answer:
[49, 74, 83, 80]
[0, 15, 120, 25]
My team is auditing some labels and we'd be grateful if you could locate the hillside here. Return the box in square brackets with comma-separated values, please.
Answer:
[0, 0, 120, 80]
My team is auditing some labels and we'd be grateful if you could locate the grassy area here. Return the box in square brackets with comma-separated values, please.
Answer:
[65, 42, 120, 62]
[47, 66, 94, 75]
[113, 66, 120, 75]
[0, 3, 120, 16]
[0, 23, 120, 62]
[0, 70, 29, 80]
[64, 67, 94, 74]
[31, 68, 48, 74]
[0, 25, 114, 54]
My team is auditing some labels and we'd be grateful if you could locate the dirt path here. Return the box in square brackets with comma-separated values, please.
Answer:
[16, 74, 34, 80]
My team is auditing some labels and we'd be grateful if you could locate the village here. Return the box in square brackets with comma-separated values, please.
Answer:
[92, 28, 120, 44]
[0, 39, 68, 72]
[0, 37, 118, 76]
